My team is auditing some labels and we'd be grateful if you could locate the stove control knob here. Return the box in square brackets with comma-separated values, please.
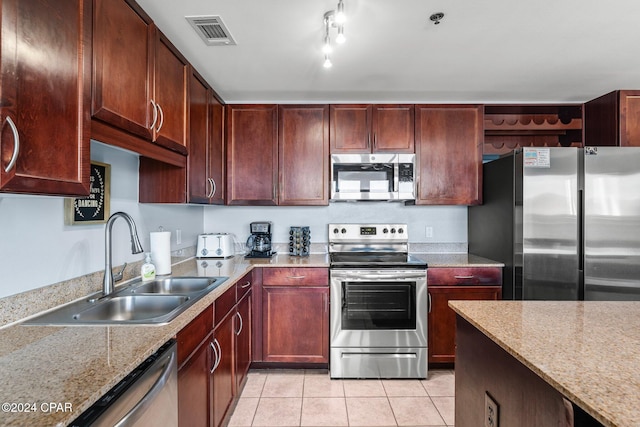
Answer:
[341, 228, 347, 234]
[333, 228, 339, 234]
[390, 228, 396, 234]
[398, 228, 404, 234]
[383, 228, 388, 234]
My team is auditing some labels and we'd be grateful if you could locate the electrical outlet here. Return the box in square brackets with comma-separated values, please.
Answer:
[485, 392, 499, 427]
[176, 229, 182, 245]
[425, 226, 434, 238]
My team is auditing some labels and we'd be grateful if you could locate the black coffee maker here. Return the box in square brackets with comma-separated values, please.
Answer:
[245, 221, 275, 258]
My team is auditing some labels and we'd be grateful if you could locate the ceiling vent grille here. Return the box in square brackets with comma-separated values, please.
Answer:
[186, 15, 237, 46]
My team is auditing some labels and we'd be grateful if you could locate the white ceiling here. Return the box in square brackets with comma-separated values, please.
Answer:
[135, 0, 640, 104]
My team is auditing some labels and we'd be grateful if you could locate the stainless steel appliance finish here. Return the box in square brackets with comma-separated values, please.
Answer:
[330, 153, 415, 201]
[329, 223, 427, 379]
[469, 147, 640, 301]
[583, 147, 640, 300]
[69, 340, 178, 427]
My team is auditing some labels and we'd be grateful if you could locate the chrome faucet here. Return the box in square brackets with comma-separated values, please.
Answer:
[103, 212, 144, 296]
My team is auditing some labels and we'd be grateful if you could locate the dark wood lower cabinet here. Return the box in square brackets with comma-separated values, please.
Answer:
[428, 286, 501, 364]
[212, 311, 235, 427]
[235, 292, 252, 390]
[427, 267, 503, 365]
[177, 331, 212, 427]
[262, 286, 329, 364]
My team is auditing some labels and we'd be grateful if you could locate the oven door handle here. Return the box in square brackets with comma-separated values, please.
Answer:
[335, 273, 426, 281]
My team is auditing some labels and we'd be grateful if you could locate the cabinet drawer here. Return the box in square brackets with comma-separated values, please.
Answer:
[177, 305, 213, 367]
[237, 271, 253, 300]
[262, 268, 328, 286]
[427, 267, 502, 286]
[215, 284, 236, 325]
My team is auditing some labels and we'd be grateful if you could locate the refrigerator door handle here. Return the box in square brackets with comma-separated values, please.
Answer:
[578, 188, 584, 272]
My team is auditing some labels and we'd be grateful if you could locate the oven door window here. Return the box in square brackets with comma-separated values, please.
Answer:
[341, 281, 416, 330]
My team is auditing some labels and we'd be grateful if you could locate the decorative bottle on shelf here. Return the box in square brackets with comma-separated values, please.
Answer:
[141, 253, 156, 282]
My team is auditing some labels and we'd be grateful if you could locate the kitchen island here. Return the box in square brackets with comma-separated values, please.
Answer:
[450, 300, 640, 427]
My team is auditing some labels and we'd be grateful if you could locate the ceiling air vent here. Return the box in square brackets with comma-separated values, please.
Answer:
[186, 15, 237, 46]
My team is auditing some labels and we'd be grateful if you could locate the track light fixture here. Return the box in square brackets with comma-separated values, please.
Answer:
[322, 1, 346, 68]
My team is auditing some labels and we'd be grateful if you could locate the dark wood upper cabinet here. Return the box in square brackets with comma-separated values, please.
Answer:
[415, 105, 483, 205]
[278, 105, 329, 205]
[330, 104, 414, 153]
[0, 0, 91, 196]
[372, 105, 415, 152]
[208, 94, 225, 204]
[226, 105, 278, 205]
[152, 31, 188, 153]
[92, 0, 154, 140]
[584, 90, 640, 147]
[187, 70, 210, 204]
[92, 0, 187, 155]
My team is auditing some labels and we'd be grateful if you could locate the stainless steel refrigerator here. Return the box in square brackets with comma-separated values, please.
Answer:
[469, 147, 640, 301]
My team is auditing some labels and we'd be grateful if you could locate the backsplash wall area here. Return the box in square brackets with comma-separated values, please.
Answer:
[0, 142, 202, 299]
[0, 140, 468, 300]
[203, 203, 468, 253]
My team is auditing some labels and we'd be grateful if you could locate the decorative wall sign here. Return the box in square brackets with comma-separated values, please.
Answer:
[64, 161, 111, 225]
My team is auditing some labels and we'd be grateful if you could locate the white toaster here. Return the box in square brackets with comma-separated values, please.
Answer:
[197, 233, 235, 258]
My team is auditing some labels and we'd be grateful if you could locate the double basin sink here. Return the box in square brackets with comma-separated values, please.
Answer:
[23, 276, 228, 326]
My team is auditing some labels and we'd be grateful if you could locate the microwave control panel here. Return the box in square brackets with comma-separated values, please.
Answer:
[399, 163, 414, 182]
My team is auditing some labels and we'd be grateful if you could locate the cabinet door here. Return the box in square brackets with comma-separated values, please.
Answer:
[0, 0, 91, 195]
[152, 30, 188, 154]
[415, 105, 483, 205]
[92, 0, 153, 140]
[330, 104, 372, 153]
[187, 70, 210, 204]
[212, 312, 235, 427]
[208, 93, 225, 204]
[235, 292, 252, 391]
[428, 286, 501, 364]
[279, 105, 329, 205]
[226, 105, 278, 205]
[372, 105, 415, 152]
[178, 333, 212, 427]
[262, 286, 329, 363]
[619, 90, 640, 147]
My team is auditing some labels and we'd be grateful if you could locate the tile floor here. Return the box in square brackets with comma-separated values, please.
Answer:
[228, 369, 455, 427]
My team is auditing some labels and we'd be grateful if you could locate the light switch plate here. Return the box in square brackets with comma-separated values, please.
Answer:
[485, 392, 499, 427]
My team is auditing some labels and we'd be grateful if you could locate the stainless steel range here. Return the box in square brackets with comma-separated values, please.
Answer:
[329, 223, 428, 379]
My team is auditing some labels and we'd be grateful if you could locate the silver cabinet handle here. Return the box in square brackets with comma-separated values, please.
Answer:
[156, 103, 164, 133]
[287, 275, 306, 280]
[454, 275, 475, 279]
[428, 292, 432, 313]
[367, 133, 371, 148]
[235, 312, 243, 336]
[207, 178, 217, 197]
[214, 339, 222, 372]
[2, 116, 20, 173]
[149, 100, 158, 131]
[210, 339, 221, 374]
[373, 133, 377, 149]
[324, 293, 328, 313]
[206, 178, 214, 198]
[241, 281, 251, 289]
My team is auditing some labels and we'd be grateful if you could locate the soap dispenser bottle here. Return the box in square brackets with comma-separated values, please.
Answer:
[141, 253, 156, 282]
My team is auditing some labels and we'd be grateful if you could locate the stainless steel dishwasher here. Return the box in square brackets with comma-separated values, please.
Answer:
[69, 340, 178, 427]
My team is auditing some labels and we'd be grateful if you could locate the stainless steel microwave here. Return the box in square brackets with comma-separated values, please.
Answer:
[330, 153, 416, 201]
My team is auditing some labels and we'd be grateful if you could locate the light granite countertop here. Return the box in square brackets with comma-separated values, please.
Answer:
[0, 253, 500, 426]
[449, 300, 640, 427]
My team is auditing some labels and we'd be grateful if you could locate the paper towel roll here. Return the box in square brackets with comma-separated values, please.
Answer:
[150, 231, 172, 275]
